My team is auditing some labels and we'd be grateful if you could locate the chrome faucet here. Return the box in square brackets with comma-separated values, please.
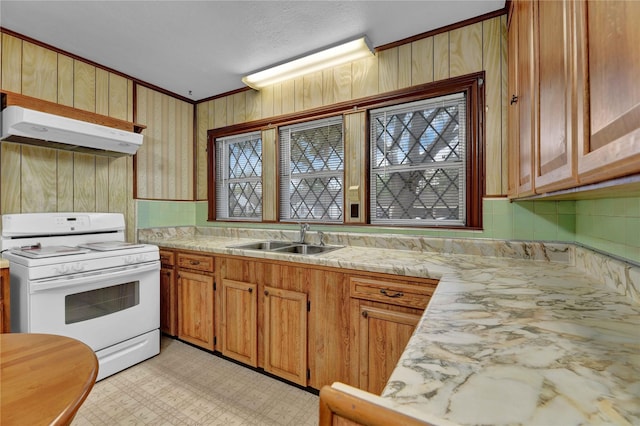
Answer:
[317, 231, 325, 246]
[298, 223, 310, 244]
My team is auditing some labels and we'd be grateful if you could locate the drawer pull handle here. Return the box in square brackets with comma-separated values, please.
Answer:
[380, 288, 403, 298]
[190, 260, 200, 265]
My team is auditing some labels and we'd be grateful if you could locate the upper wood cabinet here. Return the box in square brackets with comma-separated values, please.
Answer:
[508, 0, 640, 198]
[577, 0, 640, 184]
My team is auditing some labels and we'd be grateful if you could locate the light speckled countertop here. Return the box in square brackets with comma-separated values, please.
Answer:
[0, 258, 9, 268]
[139, 227, 640, 426]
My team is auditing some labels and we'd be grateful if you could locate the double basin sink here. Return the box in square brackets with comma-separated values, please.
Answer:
[228, 240, 343, 255]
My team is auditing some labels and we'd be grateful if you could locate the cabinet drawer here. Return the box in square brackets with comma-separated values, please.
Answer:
[159, 249, 175, 267]
[177, 253, 214, 272]
[350, 276, 436, 310]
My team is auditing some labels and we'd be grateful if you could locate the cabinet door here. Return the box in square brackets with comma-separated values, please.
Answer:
[535, 0, 577, 192]
[220, 279, 257, 367]
[263, 286, 308, 386]
[507, 3, 520, 198]
[358, 305, 420, 395]
[577, 1, 640, 183]
[1, 268, 9, 333]
[515, 0, 536, 196]
[160, 267, 176, 336]
[177, 270, 214, 350]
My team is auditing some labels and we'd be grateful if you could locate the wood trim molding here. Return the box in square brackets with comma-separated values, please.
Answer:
[1, 90, 146, 133]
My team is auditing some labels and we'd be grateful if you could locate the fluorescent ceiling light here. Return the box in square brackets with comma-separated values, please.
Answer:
[242, 36, 374, 90]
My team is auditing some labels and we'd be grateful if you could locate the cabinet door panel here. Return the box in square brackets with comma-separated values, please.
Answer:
[177, 270, 214, 349]
[578, 0, 640, 182]
[160, 267, 176, 336]
[358, 305, 420, 395]
[221, 279, 257, 367]
[516, 0, 535, 196]
[264, 286, 307, 386]
[536, 0, 576, 191]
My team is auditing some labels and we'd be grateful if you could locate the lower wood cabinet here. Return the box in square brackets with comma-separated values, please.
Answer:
[263, 286, 308, 385]
[349, 275, 438, 395]
[177, 252, 215, 350]
[220, 278, 257, 366]
[159, 249, 177, 336]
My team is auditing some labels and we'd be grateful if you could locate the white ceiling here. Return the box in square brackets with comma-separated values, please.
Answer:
[1, 1, 505, 102]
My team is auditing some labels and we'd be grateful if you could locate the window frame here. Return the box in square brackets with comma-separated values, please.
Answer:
[207, 72, 484, 229]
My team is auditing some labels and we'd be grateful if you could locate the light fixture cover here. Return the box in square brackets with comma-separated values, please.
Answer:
[242, 36, 374, 90]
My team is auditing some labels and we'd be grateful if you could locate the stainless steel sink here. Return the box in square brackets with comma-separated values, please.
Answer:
[228, 240, 342, 255]
[271, 244, 342, 255]
[228, 240, 293, 251]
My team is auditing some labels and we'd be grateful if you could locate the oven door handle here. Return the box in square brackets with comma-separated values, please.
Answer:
[30, 261, 160, 293]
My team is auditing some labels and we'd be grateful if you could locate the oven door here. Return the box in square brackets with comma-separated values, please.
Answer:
[28, 261, 159, 352]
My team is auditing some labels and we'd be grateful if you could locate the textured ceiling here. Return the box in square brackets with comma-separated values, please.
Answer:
[1, 1, 505, 101]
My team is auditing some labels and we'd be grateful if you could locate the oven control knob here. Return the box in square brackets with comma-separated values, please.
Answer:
[124, 255, 135, 264]
[55, 264, 70, 275]
[72, 263, 85, 272]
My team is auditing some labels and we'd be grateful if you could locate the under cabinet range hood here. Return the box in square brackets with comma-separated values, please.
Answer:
[1, 106, 143, 156]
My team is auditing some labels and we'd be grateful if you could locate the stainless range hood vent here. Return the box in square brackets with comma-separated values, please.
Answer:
[1, 106, 143, 157]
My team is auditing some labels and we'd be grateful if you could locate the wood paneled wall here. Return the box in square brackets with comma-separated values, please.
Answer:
[0, 32, 136, 240]
[196, 15, 508, 198]
[136, 86, 194, 200]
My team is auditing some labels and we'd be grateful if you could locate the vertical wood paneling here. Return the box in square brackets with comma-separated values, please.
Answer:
[411, 37, 434, 85]
[95, 156, 110, 211]
[1, 143, 22, 214]
[214, 97, 227, 128]
[293, 77, 304, 112]
[21, 146, 57, 212]
[57, 151, 74, 212]
[450, 22, 483, 77]
[273, 83, 283, 116]
[261, 85, 274, 118]
[21, 41, 57, 102]
[73, 60, 96, 112]
[262, 128, 277, 222]
[433, 32, 450, 81]
[303, 71, 323, 110]
[245, 89, 261, 122]
[483, 17, 504, 196]
[398, 44, 412, 89]
[109, 73, 128, 120]
[378, 47, 399, 93]
[233, 91, 247, 124]
[281, 80, 295, 115]
[196, 102, 209, 200]
[57, 54, 74, 107]
[95, 68, 109, 116]
[136, 86, 194, 200]
[108, 157, 127, 213]
[127, 80, 134, 122]
[207, 100, 215, 128]
[73, 153, 96, 212]
[2, 34, 22, 93]
[352, 55, 378, 99]
[0, 32, 2, 88]
[322, 68, 336, 106]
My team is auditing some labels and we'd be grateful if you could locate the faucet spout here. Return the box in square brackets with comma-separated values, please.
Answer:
[298, 223, 310, 244]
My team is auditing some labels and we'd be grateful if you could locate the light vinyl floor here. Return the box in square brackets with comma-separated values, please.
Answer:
[72, 337, 319, 425]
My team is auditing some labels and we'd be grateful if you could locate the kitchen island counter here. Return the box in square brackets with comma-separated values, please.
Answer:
[139, 227, 640, 425]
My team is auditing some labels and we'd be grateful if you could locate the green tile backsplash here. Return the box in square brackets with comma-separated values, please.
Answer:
[138, 195, 640, 264]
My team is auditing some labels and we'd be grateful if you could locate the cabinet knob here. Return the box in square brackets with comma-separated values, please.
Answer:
[510, 95, 518, 105]
[248, 287, 253, 293]
[361, 310, 368, 319]
[264, 290, 269, 296]
[380, 288, 404, 298]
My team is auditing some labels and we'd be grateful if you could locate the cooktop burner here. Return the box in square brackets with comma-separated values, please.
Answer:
[10, 245, 91, 258]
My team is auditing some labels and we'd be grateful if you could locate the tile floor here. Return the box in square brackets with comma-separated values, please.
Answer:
[72, 337, 319, 425]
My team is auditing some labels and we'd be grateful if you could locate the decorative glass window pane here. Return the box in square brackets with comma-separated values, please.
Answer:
[215, 131, 262, 220]
[279, 116, 344, 222]
[370, 93, 467, 226]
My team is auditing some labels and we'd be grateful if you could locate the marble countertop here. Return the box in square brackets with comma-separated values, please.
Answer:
[139, 227, 640, 425]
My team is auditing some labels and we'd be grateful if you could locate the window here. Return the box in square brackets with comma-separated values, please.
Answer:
[370, 93, 467, 226]
[215, 131, 262, 220]
[279, 116, 344, 222]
